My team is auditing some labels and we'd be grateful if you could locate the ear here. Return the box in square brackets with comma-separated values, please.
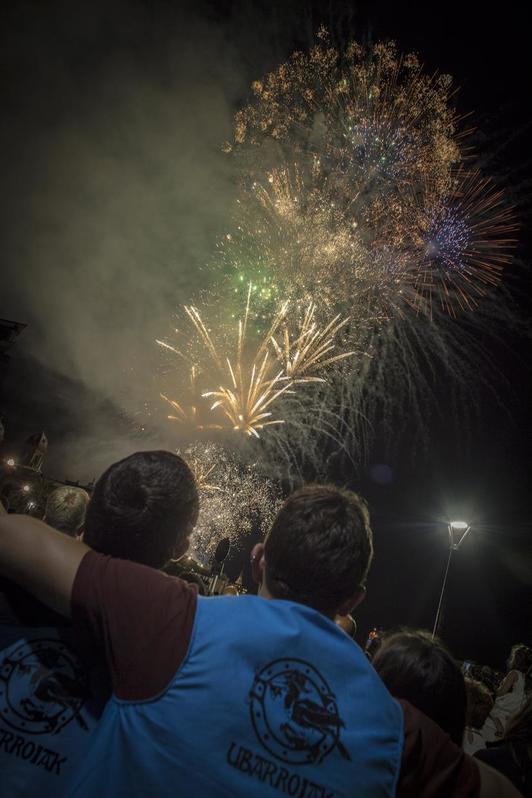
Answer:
[173, 535, 191, 561]
[337, 587, 366, 618]
[250, 542, 266, 586]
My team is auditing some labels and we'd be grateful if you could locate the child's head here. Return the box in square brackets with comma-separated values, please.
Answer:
[465, 678, 493, 731]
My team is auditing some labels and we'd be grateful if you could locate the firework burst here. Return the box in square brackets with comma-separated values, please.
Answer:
[409, 170, 517, 315]
[153, 33, 517, 483]
[270, 303, 355, 381]
[180, 442, 281, 563]
[225, 33, 514, 319]
[158, 286, 354, 439]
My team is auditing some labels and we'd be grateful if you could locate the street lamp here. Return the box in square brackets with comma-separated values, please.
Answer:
[432, 520, 471, 639]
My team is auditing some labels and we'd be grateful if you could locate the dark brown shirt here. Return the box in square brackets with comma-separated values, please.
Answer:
[72, 551, 480, 797]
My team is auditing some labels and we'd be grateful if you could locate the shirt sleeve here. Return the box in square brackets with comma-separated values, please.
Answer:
[397, 700, 481, 798]
[71, 550, 197, 701]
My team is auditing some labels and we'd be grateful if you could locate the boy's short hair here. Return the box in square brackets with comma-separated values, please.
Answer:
[264, 484, 373, 616]
[45, 486, 90, 537]
[84, 450, 198, 569]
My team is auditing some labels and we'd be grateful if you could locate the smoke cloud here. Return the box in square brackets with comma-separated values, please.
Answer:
[0, 1, 289, 476]
[0, 0, 353, 477]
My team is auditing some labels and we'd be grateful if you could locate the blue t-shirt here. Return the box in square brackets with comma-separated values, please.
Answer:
[68, 593, 404, 797]
[0, 585, 106, 797]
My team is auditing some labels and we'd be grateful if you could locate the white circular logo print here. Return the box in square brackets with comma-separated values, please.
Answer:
[0, 638, 86, 735]
[249, 658, 349, 765]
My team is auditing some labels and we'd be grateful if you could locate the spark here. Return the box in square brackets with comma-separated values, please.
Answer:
[187, 285, 293, 437]
[159, 364, 223, 431]
[160, 286, 354, 438]
[179, 442, 281, 564]
[271, 303, 355, 382]
[411, 170, 517, 316]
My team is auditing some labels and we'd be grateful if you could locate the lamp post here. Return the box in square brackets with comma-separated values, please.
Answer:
[432, 521, 471, 639]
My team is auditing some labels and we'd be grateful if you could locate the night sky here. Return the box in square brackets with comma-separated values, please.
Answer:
[1, 0, 531, 668]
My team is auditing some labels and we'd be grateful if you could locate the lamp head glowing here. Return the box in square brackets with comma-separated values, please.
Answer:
[448, 520, 472, 550]
[6, 458, 15, 467]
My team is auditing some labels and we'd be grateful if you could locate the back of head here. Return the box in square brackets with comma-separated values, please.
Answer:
[465, 677, 494, 730]
[84, 450, 199, 569]
[508, 643, 532, 674]
[372, 629, 466, 744]
[264, 484, 373, 616]
[45, 486, 90, 537]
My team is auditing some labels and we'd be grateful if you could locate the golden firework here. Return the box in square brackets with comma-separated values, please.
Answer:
[158, 360, 223, 431]
[189, 285, 293, 437]
[271, 303, 355, 382]
[159, 286, 354, 438]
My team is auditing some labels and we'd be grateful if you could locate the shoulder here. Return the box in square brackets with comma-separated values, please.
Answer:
[71, 551, 198, 701]
[398, 700, 480, 798]
[73, 550, 197, 609]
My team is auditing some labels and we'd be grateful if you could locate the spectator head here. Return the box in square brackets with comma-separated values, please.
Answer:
[251, 484, 373, 618]
[465, 678, 494, 731]
[162, 560, 207, 595]
[372, 629, 466, 745]
[507, 644, 532, 674]
[84, 451, 199, 569]
[44, 486, 90, 537]
[479, 665, 500, 693]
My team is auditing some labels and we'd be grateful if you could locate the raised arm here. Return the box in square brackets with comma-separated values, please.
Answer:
[0, 513, 89, 616]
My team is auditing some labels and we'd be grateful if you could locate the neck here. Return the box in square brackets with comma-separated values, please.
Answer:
[258, 581, 337, 620]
